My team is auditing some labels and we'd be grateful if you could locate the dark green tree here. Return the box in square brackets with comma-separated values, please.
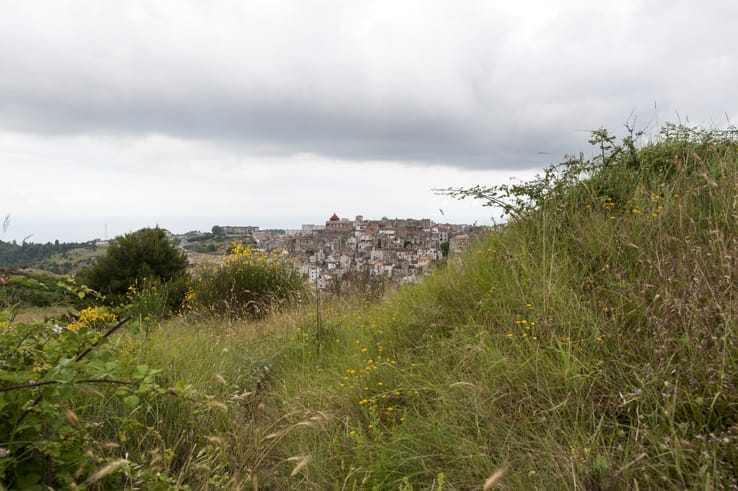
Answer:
[79, 227, 188, 302]
[440, 240, 450, 257]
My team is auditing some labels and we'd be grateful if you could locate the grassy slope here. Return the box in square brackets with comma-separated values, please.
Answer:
[108, 128, 737, 489]
[29, 244, 106, 275]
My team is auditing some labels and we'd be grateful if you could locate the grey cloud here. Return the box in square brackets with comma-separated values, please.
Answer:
[0, 0, 737, 169]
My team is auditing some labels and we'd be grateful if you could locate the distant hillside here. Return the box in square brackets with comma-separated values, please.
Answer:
[0, 229, 255, 275]
[179, 230, 254, 254]
[0, 240, 104, 274]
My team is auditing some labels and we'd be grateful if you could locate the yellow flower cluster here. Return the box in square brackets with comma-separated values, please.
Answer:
[228, 242, 286, 267]
[229, 242, 253, 258]
[626, 194, 665, 218]
[340, 351, 396, 391]
[596, 187, 677, 221]
[67, 306, 117, 331]
[184, 288, 196, 303]
[338, 338, 408, 430]
[505, 302, 540, 341]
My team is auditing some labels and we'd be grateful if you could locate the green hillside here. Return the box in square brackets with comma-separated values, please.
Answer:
[2, 124, 737, 489]
[0, 240, 104, 275]
[140, 125, 737, 489]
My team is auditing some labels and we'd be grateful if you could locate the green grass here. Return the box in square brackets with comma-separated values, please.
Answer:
[16, 125, 738, 489]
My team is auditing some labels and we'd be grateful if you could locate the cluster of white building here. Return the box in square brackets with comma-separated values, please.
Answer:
[287, 214, 476, 290]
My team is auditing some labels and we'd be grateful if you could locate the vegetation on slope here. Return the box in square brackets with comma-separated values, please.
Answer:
[246, 124, 738, 489]
[2, 124, 737, 489]
[0, 239, 101, 275]
[139, 124, 736, 489]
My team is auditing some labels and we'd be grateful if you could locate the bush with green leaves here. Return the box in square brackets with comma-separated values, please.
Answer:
[78, 227, 188, 310]
[187, 243, 306, 320]
[0, 274, 231, 489]
[0, 273, 67, 309]
[0, 308, 177, 488]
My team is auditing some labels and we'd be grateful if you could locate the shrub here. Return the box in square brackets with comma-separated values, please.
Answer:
[187, 243, 305, 320]
[121, 276, 189, 322]
[0, 310, 173, 488]
[78, 227, 188, 309]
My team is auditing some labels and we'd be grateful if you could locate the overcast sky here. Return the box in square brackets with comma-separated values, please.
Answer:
[1, 0, 736, 243]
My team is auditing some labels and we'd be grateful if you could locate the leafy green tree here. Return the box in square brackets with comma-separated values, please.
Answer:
[440, 240, 450, 257]
[79, 227, 188, 302]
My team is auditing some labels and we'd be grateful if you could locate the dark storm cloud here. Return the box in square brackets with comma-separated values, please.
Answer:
[0, 0, 736, 169]
[2, 92, 492, 164]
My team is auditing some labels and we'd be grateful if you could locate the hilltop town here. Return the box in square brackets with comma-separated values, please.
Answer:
[181, 214, 486, 290]
[0, 215, 485, 279]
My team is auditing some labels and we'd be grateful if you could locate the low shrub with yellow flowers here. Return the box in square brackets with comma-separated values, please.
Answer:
[187, 242, 307, 319]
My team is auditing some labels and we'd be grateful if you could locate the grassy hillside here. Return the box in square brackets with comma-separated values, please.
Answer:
[36, 243, 107, 275]
[126, 125, 737, 489]
[0, 240, 103, 275]
[3, 125, 737, 489]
